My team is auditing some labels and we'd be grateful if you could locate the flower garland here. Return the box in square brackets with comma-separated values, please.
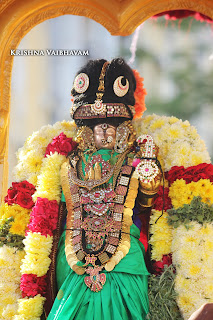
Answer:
[0, 121, 77, 319]
[0, 181, 35, 320]
[149, 210, 173, 261]
[134, 115, 213, 319]
[14, 121, 76, 185]
[15, 133, 77, 319]
[132, 69, 147, 119]
[0, 115, 212, 320]
[172, 220, 213, 319]
[133, 114, 210, 172]
[169, 179, 213, 209]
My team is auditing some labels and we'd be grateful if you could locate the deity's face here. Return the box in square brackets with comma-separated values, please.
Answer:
[93, 123, 116, 150]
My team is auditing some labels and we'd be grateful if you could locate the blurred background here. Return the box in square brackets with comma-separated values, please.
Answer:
[9, 14, 213, 185]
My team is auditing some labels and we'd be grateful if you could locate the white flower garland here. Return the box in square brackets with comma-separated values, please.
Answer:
[136, 115, 212, 319]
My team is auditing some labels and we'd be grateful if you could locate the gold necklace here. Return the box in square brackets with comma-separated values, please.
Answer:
[69, 148, 130, 191]
[78, 149, 118, 181]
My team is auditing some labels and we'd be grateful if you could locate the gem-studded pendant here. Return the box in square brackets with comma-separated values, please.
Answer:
[84, 266, 106, 292]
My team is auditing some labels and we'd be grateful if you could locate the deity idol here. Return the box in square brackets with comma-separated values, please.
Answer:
[1, 58, 212, 320]
[46, 58, 162, 320]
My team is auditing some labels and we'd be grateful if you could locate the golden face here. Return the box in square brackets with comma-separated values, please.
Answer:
[93, 123, 116, 150]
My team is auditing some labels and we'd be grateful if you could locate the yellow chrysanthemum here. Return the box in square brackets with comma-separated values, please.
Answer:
[149, 210, 172, 261]
[1, 303, 18, 319]
[17, 295, 45, 319]
[9, 211, 30, 236]
[169, 179, 213, 208]
[33, 153, 65, 203]
[149, 118, 166, 131]
[169, 117, 179, 124]
[23, 232, 53, 255]
[177, 293, 197, 320]
[201, 224, 213, 236]
[21, 253, 51, 277]
[203, 239, 213, 251]
[0, 245, 24, 266]
[188, 264, 202, 277]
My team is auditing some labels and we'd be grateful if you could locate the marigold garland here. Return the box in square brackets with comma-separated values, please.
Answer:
[132, 69, 147, 119]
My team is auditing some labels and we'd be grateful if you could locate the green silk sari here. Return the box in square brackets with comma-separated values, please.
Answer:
[47, 224, 150, 320]
[47, 149, 150, 320]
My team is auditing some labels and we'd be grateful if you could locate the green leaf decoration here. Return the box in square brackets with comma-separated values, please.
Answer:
[0, 217, 25, 250]
[149, 265, 183, 320]
[167, 196, 213, 228]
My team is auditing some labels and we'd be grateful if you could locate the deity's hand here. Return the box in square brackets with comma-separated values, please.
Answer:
[136, 141, 162, 209]
[188, 303, 213, 320]
[139, 171, 162, 194]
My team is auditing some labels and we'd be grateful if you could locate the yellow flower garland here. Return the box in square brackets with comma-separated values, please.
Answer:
[17, 153, 66, 318]
[169, 179, 213, 209]
[149, 210, 173, 261]
[0, 121, 75, 319]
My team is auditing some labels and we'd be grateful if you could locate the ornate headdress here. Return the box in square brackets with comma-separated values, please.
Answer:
[70, 58, 147, 125]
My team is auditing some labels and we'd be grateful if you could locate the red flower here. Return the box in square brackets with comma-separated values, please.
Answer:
[152, 254, 172, 275]
[166, 163, 213, 185]
[15, 192, 35, 209]
[45, 132, 77, 157]
[12, 181, 36, 195]
[153, 186, 172, 211]
[21, 274, 47, 297]
[5, 181, 35, 209]
[27, 197, 59, 236]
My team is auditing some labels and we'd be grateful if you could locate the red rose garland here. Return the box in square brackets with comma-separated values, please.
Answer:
[153, 186, 172, 212]
[27, 197, 59, 237]
[21, 274, 47, 298]
[45, 132, 77, 157]
[5, 181, 36, 209]
[166, 163, 213, 185]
